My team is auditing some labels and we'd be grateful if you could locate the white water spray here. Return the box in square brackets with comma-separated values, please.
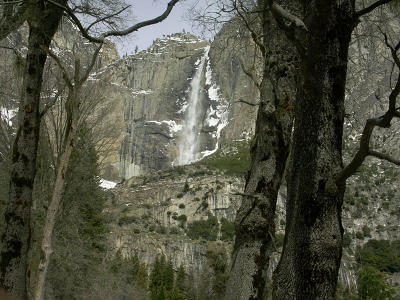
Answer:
[177, 46, 210, 165]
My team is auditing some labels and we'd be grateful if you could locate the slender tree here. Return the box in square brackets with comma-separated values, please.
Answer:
[0, 1, 181, 298]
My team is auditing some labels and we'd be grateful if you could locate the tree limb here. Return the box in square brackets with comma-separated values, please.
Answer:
[355, 0, 394, 18]
[40, 45, 73, 89]
[40, 85, 65, 118]
[369, 150, 400, 165]
[57, 0, 181, 43]
[79, 43, 103, 83]
[337, 36, 400, 183]
[85, 5, 130, 32]
[236, 99, 260, 106]
[267, 0, 307, 56]
[239, 57, 261, 90]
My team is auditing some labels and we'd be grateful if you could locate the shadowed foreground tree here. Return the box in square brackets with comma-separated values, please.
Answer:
[267, 0, 397, 299]
[0, 0, 180, 298]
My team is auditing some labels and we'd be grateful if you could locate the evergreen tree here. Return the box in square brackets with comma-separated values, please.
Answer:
[176, 264, 186, 293]
[162, 258, 174, 291]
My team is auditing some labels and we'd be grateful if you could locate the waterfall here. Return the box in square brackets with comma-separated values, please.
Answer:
[177, 46, 210, 165]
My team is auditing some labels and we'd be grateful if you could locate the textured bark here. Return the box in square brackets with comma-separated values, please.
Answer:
[0, 2, 65, 298]
[272, 2, 357, 299]
[225, 2, 298, 299]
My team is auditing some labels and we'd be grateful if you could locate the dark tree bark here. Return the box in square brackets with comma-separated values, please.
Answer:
[0, 1, 66, 298]
[225, 2, 298, 299]
[272, 1, 358, 299]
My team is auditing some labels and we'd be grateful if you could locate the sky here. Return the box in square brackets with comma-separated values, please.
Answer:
[113, 0, 212, 56]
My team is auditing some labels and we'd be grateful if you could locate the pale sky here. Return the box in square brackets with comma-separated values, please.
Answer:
[113, 0, 211, 56]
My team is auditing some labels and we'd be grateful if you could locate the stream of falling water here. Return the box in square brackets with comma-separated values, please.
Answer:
[177, 46, 210, 165]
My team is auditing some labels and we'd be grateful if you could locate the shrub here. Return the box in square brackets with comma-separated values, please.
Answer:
[343, 232, 352, 248]
[156, 225, 167, 234]
[362, 225, 372, 238]
[172, 215, 178, 220]
[169, 227, 180, 234]
[356, 239, 400, 273]
[356, 231, 364, 239]
[143, 203, 152, 209]
[179, 203, 185, 209]
[187, 216, 218, 241]
[220, 218, 235, 241]
[118, 215, 137, 226]
[133, 228, 140, 234]
[177, 193, 184, 198]
[176, 214, 187, 223]
[148, 224, 155, 232]
[194, 197, 200, 202]
[357, 265, 395, 299]
[183, 181, 190, 193]
[201, 201, 208, 209]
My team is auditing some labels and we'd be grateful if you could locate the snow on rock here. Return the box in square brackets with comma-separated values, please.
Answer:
[100, 179, 117, 189]
[0, 107, 18, 126]
[200, 51, 230, 160]
[146, 120, 183, 137]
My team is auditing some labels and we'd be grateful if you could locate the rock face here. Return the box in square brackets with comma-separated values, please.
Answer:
[94, 32, 259, 180]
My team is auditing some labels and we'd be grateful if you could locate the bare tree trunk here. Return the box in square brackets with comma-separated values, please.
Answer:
[0, 2, 65, 298]
[272, 2, 356, 299]
[33, 123, 75, 300]
[225, 2, 298, 298]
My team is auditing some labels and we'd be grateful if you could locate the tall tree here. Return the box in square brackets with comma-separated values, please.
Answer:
[0, 1, 180, 298]
[267, 1, 396, 298]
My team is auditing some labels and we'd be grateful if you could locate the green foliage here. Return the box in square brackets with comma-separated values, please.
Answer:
[46, 127, 146, 298]
[183, 180, 190, 193]
[343, 232, 352, 248]
[356, 239, 400, 273]
[196, 141, 251, 176]
[362, 225, 371, 238]
[177, 193, 184, 198]
[356, 231, 364, 239]
[176, 214, 187, 222]
[206, 245, 228, 298]
[169, 227, 180, 234]
[156, 225, 168, 234]
[357, 265, 395, 300]
[275, 233, 285, 248]
[150, 256, 178, 300]
[187, 215, 218, 241]
[118, 215, 137, 226]
[178, 203, 185, 209]
[220, 218, 235, 241]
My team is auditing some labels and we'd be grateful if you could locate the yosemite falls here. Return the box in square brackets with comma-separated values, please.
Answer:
[177, 47, 210, 165]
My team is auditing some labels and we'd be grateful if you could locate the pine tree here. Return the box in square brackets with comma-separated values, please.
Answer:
[162, 258, 174, 291]
[176, 264, 186, 293]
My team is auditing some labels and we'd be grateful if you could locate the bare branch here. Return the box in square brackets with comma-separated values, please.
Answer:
[239, 57, 261, 90]
[40, 85, 65, 118]
[79, 43, 103, 83]
[40, 45, 73, 89]
[236, 99, 260, 106]
[337, 35, 400, 183]
[85, 5, 130, 32]
[355, 0, 394, 18]
[60, 0, 181, 43]
[369, 150, 400, 165]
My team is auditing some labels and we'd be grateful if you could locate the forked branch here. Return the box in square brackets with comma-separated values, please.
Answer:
[337, 35, 400, 184]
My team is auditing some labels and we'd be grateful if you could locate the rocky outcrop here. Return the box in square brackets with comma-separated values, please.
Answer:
[94, 31, 258, 180]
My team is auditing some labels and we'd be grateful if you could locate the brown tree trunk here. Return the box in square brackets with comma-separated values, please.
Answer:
[272, 2, 356, 299]
[225, 2, 298, 298]
[0, 2, 65, 298]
